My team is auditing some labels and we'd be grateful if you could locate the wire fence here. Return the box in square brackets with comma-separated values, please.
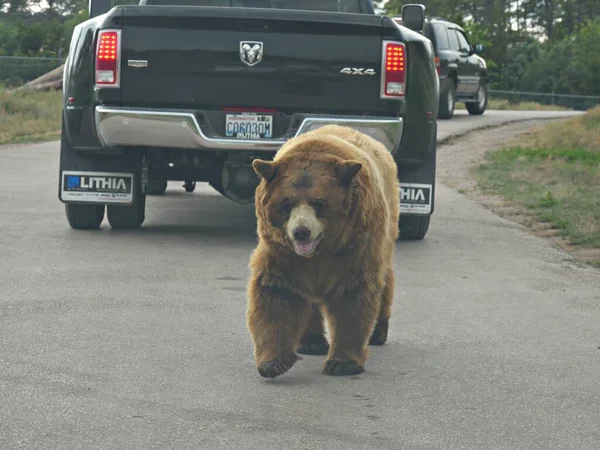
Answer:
[0, 56, 66, 86]
[490, 89, 600, 111]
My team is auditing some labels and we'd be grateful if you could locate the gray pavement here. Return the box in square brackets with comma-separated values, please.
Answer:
[0, 110, 598, 450]
[436, 109, 583, 141]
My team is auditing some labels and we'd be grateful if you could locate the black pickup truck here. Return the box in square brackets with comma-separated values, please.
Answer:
[59, 0, 439, 240]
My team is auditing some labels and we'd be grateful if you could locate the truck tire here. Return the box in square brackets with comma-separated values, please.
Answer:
[466, 81, 489, 115]
[145, 180, 167, 195]
[65, 203, 105, 229]
[106, 194, 146, 230]
[438, 81, 455, 120]
[399, 215, 430, 240]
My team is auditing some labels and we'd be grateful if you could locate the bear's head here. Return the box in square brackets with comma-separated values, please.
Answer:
[252, 150, 363, 258]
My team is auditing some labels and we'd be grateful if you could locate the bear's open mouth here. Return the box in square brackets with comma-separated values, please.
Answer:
[293, 234, 323, 257]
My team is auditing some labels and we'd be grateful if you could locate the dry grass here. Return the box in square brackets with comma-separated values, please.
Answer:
[476, 106, 600, 266]
[509, 106, 600, 152]
[0, 88, 62, 145]
[456, 98, 571, 111]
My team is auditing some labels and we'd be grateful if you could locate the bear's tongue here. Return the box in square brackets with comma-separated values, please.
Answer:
[294, 240, 316, 255]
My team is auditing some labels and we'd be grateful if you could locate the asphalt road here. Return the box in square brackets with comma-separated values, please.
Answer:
[1, 110, 598, 450]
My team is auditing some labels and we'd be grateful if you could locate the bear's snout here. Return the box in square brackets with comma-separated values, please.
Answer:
[292, 226, 311, 242]
[286, 203, 324, 257]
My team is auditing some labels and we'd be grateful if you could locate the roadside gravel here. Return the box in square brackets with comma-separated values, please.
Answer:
[436, 118, 599, 268]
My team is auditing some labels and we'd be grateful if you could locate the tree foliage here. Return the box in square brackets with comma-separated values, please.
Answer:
[0, 0, 88, 83]
[522, 19, 600, 97]
[1, 0, 599, 96]
[0, 0, 88, 57]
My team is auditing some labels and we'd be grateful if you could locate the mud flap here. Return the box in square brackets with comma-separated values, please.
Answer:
[58, 117, 144, 206]
[397, 123, 437, 217]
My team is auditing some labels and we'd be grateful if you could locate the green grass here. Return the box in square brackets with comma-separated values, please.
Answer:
[0, 88, 62, 145]
[476, 106, 600, 265]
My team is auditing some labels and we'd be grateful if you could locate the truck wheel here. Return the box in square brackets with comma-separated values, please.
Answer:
[65, 203, 105, 230]
[145, 180, 167, 195]
[106, 194, 146, 230]
[466, 82, 489, 115]
[438, 81, 455, 120]
[399, 215, 430, 240]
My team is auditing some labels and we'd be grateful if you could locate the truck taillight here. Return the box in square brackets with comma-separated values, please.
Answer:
[95, 29, 121, 88]
[380, 41, 406, 99]
[434, 56, 441, 76]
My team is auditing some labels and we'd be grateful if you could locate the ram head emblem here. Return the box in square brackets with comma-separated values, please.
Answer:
[240, 41, 264, 67]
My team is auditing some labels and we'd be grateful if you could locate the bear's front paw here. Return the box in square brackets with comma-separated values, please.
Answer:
[322, 359, 365, 376]
[297, 333, 330, 355]
[258, 353, 299, 379]
[369, 320, 388, 346]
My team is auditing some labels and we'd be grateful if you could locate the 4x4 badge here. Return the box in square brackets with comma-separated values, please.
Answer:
[340, 67, 376, 75]
[240, 41, 264, 67]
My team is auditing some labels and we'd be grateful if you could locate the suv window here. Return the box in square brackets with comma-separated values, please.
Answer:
[430, 23, 450, 50]
[455, 30, 471, 53]
[446, 27, 460, 51]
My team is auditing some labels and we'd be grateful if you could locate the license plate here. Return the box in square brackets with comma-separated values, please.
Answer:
[225, 113, 273, 139]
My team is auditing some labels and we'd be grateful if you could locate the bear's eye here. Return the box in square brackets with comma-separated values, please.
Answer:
[278, 198, 295, 215]
[309, 198, 327, 216]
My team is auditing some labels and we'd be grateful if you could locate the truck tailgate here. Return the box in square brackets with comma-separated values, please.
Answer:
[120, 7, 385, 113]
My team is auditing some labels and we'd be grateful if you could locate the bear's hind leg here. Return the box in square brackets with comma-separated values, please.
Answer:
[247, 281, 310, 379]
[322, 283, 380, 376]
[297, 304, 330, 356]
[369, 268, 394, 346]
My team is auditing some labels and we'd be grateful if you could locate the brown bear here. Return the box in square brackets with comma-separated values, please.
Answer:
[246, 124, 400, 378]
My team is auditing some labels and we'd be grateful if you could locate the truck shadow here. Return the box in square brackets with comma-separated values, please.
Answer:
[100, 184, 433, 249]
[103, 186, 259, 244]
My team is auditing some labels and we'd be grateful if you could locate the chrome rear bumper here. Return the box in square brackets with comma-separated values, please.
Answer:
[95, 106, 404, 153]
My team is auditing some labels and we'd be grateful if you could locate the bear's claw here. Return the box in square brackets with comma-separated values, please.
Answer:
[297, 334, 330, 355]
[258, 354, 299, 379]
[369, 320, 388, 346]
[322, 359, 365, 376]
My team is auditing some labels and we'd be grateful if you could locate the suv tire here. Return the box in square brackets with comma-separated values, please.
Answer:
[466, 81, 489, 115]
[398, 215, 430, 240]
[65, 203, 105, 229]
[438, 80, 456, 119]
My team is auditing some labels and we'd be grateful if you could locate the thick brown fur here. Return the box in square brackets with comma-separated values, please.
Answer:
[246, 125, 400, 379]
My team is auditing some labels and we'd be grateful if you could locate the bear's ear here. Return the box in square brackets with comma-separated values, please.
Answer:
[335, 160, 362, 185]
[252, 159, 278, 182]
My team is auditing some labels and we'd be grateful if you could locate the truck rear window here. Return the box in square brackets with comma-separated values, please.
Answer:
[148, 0, 363, 13]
